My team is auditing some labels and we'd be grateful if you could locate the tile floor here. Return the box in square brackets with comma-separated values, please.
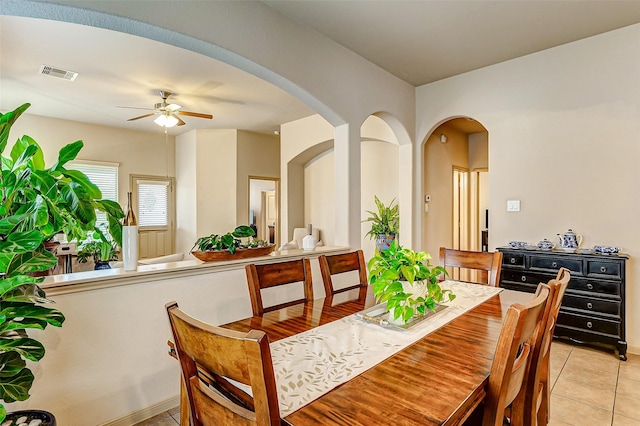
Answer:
[134, 341, 640, 426]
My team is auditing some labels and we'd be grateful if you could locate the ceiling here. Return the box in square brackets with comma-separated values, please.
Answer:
[265, 0, 640, 87]
[2, 2, 640, 136]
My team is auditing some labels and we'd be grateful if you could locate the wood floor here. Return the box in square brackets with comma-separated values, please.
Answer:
[134, 341, 640, 426]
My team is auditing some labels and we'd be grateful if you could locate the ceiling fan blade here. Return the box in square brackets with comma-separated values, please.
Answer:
[178, 110, 213, 119]
[175, 115, 186, 126]
[127, 113, 156, 121]
[117, 106, 155, 111]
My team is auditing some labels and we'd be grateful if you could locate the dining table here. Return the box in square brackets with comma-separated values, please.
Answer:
[206, 281, 533, 426]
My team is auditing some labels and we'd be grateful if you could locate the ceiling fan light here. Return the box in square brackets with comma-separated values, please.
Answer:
[154, 114, 179, 128]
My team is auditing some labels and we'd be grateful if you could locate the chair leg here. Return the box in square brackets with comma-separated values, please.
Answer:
[180, 379, 190, 426]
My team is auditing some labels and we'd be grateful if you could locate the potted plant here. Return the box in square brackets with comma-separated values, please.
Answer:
[191, 225, 273, 261]
[0, 103, 124, 422]
[77, 237, 119, 270]
[362, 196, 400, 251]
[367, 240, 455, 324]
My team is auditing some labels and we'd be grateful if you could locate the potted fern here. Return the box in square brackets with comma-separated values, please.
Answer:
[0, 103, 124, 422]
[367, 240, 455, 324]
[362, 196, 399, 251]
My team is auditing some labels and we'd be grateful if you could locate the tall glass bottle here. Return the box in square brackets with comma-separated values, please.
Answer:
[123, 192, 139, 271]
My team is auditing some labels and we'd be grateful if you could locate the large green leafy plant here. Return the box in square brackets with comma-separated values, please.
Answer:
[367, 240, 455, 323]
[0, 103, 124, 419]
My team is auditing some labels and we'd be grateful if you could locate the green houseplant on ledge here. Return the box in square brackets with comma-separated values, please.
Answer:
[367, 240, 455, 324]
[0, 103, 124, 422]
[362, 196, 399, 251]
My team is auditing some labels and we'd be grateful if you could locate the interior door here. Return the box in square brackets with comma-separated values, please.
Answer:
[131, 175, 175, 259]
[452, 168, 469, 281]
[261, 190, 277, 245]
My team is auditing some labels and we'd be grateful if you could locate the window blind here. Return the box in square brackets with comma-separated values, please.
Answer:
[137, 181, 168, 227]
[68, 161, 118, 232]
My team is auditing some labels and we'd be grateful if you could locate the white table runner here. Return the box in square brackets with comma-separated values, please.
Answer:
[271, 280, 503, 416]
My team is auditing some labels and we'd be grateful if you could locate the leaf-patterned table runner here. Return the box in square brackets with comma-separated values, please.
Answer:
[272, 281, 503, 416]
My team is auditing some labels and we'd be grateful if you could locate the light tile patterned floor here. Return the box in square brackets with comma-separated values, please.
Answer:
[135, 341, 640, 425]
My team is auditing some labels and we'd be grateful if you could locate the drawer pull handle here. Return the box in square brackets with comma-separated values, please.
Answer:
[587, 321, 593, 329]
[510, 258, 516, 264]
[587, 302, 593, 309]
[552, 262, 558, 268]
[521, 276, 527, 282]
[600, 266, 607, 273]
[587, 283, 594, 290]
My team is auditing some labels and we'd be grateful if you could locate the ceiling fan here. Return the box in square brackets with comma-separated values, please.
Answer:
[119, 90, 213, 127]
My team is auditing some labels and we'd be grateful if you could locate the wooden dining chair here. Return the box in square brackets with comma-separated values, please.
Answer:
[511, 268, 570, 426]
[245, 258, 314, 315]
[439, 247, 503, 286]
[467, 283, 550, 426]
[318, 250, 368, 296]
[165, 301, 289, 426]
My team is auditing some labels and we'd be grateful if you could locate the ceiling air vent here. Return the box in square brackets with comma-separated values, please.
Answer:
[39, 65, 78, 81]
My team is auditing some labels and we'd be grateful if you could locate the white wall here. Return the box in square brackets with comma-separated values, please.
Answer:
[416, 24, 640, 351]
[236, 131, 280, 227]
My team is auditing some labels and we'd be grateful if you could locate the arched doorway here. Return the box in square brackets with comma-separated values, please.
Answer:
[422, 117, 488, 276]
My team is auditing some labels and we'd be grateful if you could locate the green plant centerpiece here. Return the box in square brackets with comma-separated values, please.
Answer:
[0, 103, 124, 420]
[362, 196, 399, 251]
[367, 240, 455, 324]
[191, 225, 273, 261]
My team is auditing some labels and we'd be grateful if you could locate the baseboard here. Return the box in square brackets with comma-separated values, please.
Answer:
[627, 345, 640, 356]
[101, 395, 180, 426]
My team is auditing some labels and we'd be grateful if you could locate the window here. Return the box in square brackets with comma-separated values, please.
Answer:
[68, 160, 119, 234]
[137, 180, 169, 228]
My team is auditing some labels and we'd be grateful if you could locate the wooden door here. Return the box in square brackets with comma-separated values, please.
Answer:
[131, 175, 175, 259]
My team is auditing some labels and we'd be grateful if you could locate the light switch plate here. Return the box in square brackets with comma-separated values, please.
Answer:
[507, 200, 521, 212]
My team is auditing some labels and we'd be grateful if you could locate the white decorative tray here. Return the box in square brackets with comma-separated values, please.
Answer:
[355, 303, 448, 331]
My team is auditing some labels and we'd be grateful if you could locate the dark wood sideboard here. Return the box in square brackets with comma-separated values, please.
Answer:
[497, 247, 628, 360]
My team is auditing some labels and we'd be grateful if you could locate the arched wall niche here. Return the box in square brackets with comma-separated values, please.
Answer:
[420, 116, 489, 258]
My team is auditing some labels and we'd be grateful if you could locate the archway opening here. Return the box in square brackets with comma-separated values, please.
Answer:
[421, 117, 488, 275]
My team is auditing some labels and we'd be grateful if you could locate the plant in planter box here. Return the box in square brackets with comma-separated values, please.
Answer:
[0, 103, 124, 421]
[192, 225, 269, 254]
[191, 225, 273, 261]
[367, 239, 455, 323]
[362, 196, 399, 250]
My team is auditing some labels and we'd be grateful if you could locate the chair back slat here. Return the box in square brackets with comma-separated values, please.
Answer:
[246, 259, 313, 315]
[439, 247, 503, 286]
[318, 250, 367, 296]
[166, 302, 282, 426]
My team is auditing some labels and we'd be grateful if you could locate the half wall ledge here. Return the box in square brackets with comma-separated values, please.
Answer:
[41, 246, 352, 297]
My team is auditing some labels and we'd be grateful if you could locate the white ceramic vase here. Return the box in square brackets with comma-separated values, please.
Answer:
[123, 225, 138, 271]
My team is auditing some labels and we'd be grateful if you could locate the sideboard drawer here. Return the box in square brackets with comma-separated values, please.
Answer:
[501, 269, 552, 286]
[558, 311, 620, 336]
[530, 256, 583, 275]
[502, 252, 525, 268]
[562, 294, 621, 317]
[568, 277, 620, 299]
[587, 260, 621, 279]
